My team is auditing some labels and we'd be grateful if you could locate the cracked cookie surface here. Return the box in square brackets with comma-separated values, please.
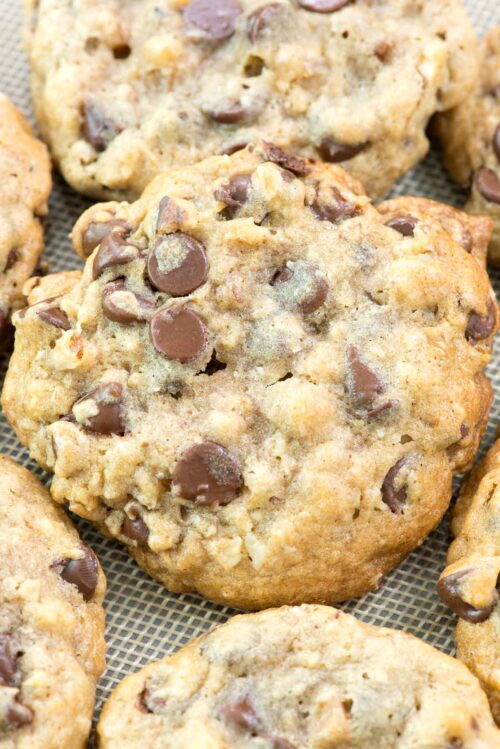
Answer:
[438, 440, 500, 725]
[0, 94, 51, 346]
[97, 604, 500, 748]
[25, 0, 477, 200]
[2, 142, 497, 610]
[0, 456, 106, 749]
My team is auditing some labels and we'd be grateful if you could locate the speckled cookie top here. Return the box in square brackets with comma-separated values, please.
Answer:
[96, 605, 500, 748]
[25, 0, 477, 199]
[0, 457, 106, 749]
[0, 93, 51, 344]
[2, 143, 497, 610]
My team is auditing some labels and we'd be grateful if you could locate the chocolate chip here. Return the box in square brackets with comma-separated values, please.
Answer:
[214, 174, 252, 212]
[272, 262, 329, 314]
[221, 698, 260, 733]
[317, 137, 366, 163]
[173, 441, 242, 505]
[493, 124, 500, 162]
[385, 215, 418, 237]
[475, 167, 500, 204]
[221, 141, 249, 156]
[7, 701, 33, 729]
[460, 423, 469, 439]
[150, 305, 208, 362]
[73, 382, 125, 435]
[311, 187, 357, 223]
[56, 544, 99, 600]
[3, 249, 18, 272]
[466, 300, 496, 342]
[183, 0, 242, 41]
[92, 230, 138, 279]
[298, 0, 350, 10]
[82, 218, 130, 257]
[207, 103, 246, 124]
[347, 346, 384, 408]
[201, 350, 227, 375]
[102, 280, 156, 324]
[247, 3, 283, 42]
[262, 143, 309, 175]
[37, 307, 71, 331]
[381, 458, 408, 513]
[437, 570, 498, 623]
[122, 505, 149, 548]
[156, 197, 186, 234]
[147, 233, 208, 296]
[138, 684, 166, 714]
[0, 307, 10, 341]
[0, 635, 16, 687]
[82, 102, 122, 152]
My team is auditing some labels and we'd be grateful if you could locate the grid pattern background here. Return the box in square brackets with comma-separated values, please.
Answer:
[0, 1, 499, 743]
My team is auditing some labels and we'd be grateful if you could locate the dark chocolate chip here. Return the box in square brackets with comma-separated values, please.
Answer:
[7, 700, 33, 729]
[102, 280, 156, 324]
[347, 346, 384, 408]
[56, 545, 99, 601]
[493, 124, 500, 162]
[150, 305, 208, 362]
[262, 142, 310, 175]
[147, 233, 208, 296]
[36, 307, 71, 331]
[381, 458, 408, 513]
[82, 102, 122, 151]
[73, 382, 125, 435]
[437, 570, 498, 623]
[4, 249, 19, 272]
[92, 230, 138, 279]
[220, 697, 260, 733]
[173, 441, 242, 506]
[247, 3, 284, 42]
[317, 137, 366, 163]
[311, 187, 357, 223]
[82, 218, 130, 257]
[0, 635, 16, 687]
[214, 173, 252, 208]
[156, 196, 186, 234]
[385, 215, 418, 237]
[298, 0, 350, 10]
[475, 167, 500, 204]
[183, 0, 242, 41]
[466, 300, 496, 342]
[207, 103, 246, 124]
[122, 505, 149, 548]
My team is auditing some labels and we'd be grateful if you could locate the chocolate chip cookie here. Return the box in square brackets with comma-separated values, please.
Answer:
[0, 456, 106, 747]
[0, 93, 51, 346]
[25, 0, 478, 200]
[438, 440, 500, 724]
[2, 142, 497, 610]
[96, 604, 500, 748]
[435, 28, 500, 266]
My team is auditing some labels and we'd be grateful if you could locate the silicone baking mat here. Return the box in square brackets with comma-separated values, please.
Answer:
[0, 1, 499, 743]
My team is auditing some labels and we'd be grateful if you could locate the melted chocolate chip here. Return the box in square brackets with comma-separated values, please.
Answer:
[56, 545, 99, 600]
[122, 505, 149, 548]
[73, 382, 125, 435]
[102, 280, 155, 324]
[207, 103, 246, 124]
[4, 249, 18, 272]
[82, 218, 130, 257]
[214, 174, 252, 208]
[173, 441, 242, 505]
[317, 137, 366, 163]
[385, 215, 418, 237]
[156, 196, 186, 234]
[437, 570, 498, 623]
[7, 700, 33, 729]
[475, 167, 500, 204]
[466, 300, 496, 342]
[311, 187, 357, 223]
[381, 458, 408, 513]
[183, 0, 242, 41]
[367, 401, 393, 419]
[298, 0, 350, 10]
[36, 307, 71, 331]
[92, 230, 138, 279]
[262, 143, 309, 175]
[247, 4, 283, 41]
[147, 234, 208, 296]
[493, 124, 500, 162]
[150, 305, 208, 362]
[272, 263, 328, 314]
[0, 635, 16, 686]
[221, 698, 260, 733]
[82, 102, 122, 151]
[347, 346, 384, 408]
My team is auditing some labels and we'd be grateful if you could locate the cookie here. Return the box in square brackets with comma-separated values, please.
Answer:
[438, 441, 500, 724]
[96, 604, 500, 748]
[0, 93, 51, 346]
[0, 456, 106, 748]
[2, 142, 497, 610]
[434, 28, 500, 266]
[25, 0, 478, 201]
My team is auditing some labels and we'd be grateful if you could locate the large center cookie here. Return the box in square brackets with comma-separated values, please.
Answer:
[96, 605, 500, 748]
[25, 0, 478, 199]
[3, 143, 497, 610]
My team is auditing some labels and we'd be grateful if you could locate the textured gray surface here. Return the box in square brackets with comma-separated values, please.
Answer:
[0, 0, 499, 743]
